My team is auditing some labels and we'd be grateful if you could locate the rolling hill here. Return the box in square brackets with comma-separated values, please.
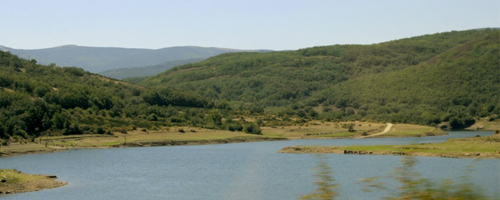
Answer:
[138, 28, 500, 127]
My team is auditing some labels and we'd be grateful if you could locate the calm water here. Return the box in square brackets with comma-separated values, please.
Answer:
[0, 131, 498, 200]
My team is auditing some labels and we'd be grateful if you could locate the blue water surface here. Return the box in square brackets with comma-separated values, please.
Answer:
[0, 131, 498, 200]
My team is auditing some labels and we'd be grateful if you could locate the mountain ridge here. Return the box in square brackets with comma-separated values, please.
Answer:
[1, 45, 271, 73]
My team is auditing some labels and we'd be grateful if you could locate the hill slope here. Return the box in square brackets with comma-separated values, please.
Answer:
[308, 31, 499, 127]
[0, 45, 258, 73]
[0, 51, 218, 141]
[138, 29, 499, 127]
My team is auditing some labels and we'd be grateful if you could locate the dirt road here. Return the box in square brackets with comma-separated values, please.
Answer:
[363, 123, 393, 138]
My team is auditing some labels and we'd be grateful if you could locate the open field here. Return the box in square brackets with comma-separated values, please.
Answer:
[45, 127, 273, 147]
[379, 123, 445, 137]
[261, 121, 445, 139]
[0, 169, 67, 195]
[261, 121, 387, 138]
[278, 133, 500, 159]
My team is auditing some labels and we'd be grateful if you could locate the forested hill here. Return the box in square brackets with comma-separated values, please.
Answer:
[307, 31, 499, 127]
[0, 45, 254, 73]
[139, 29, 499, 127]
[0, 51, 217, 140]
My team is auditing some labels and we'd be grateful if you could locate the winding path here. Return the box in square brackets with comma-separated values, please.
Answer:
[362, 123, 393, 138]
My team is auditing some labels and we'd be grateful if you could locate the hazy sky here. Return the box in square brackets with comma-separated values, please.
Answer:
[2, 0, 499, 50]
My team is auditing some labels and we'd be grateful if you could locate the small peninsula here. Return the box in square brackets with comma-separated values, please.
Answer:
[0, 169, 67, 195]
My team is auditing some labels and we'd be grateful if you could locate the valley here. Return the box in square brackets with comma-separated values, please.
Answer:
[0, 28, 499, 198]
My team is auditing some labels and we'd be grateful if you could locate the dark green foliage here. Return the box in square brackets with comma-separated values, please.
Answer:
[227, 123, 243, 132]
[137, 29, 497, 129]
[344, 123, 355, 132]
[137, 29, 498, 128]
[449, 116, 475, 130]
[1, 29, 498, 141]
[141, 29, 495, 107]
[96, 127, 105, 134]
[64, 123, 82, 135]
[308, 110, 319, 118]
[244, 123, 262, 135]
[142, 87, 211, 108]
[317, 31, 499, 127]
[0, 51, 221, 140]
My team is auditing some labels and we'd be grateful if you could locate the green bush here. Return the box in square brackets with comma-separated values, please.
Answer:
[228, 123, 243, 132]
[244, 123, 262, 135]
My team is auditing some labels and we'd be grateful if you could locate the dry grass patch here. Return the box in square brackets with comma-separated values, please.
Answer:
[120, 127, 258, 142]
[261, 121, 386, 139]
[383, 124, 446, 137]
[0, 126, 280, 156]
[467, 117, 500, 131]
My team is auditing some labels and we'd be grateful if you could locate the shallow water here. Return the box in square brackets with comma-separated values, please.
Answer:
[0, 131, 498, 199]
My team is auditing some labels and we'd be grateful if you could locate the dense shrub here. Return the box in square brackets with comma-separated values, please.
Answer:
[244, 123, 262, 135]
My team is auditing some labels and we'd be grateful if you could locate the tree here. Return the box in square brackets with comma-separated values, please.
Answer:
[309, 110, 319, 118]
[344, 123, 355, 132]
[244, 123, 262, 135]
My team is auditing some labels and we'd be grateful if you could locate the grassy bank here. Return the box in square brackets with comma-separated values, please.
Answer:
[379, 123, 446, 137]
[466, 117, 500, 131]
[0, 123, 445, 158]
[278, 133, 500, 159]
[0, 169, 67, 195]
[0, 127, 287, 157]
[261, 121, 446, 139]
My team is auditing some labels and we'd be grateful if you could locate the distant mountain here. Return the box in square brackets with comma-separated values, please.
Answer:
[0, 45, 269, 73]
[99, 58, 205, 79]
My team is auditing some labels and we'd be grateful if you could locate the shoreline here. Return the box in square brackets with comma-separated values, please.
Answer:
[0, 136, 286, 195]
[277, 133, 500, 159]
[0, 169, 67, 195]
[277, 145, 500, 159]
[112, 136, 288, 147]
[0, 129, 492, 159]
[0, 136, 288, 158]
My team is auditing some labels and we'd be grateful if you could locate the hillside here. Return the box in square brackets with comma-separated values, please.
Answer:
[99, 58, 205, 79]
[0, 45, 254, 73]
[138, 29, 499, 128]
[308, 31, 499, 127]
[0, 51, 228, 141]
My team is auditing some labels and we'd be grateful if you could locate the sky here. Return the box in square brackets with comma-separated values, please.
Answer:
[1, 0, 499, 51]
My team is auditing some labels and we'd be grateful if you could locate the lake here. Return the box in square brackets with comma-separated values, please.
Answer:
[0, 131, 498, 199]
